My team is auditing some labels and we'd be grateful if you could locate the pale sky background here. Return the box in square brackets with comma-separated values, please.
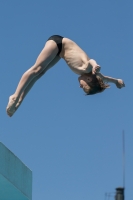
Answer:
[0, 1, 133, 200]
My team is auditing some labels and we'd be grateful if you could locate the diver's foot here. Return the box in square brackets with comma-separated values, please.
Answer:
[6, 95, 18, 117]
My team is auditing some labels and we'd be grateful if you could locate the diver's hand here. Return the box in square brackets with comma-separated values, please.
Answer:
[92, 65, 101, 74]
[116, 79, 125, 89]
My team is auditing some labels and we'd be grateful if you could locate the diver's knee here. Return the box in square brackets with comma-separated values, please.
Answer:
[30, 64, 44, 76]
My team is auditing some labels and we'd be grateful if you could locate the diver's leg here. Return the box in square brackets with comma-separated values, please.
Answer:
[6, 40, 59, 116]
[14, 56, 61, 114]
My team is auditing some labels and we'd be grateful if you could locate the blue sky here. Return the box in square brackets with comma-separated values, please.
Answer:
[0, 0, 133, 199]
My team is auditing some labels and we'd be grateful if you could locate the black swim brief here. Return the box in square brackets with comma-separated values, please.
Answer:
[47, 35, 64, 56]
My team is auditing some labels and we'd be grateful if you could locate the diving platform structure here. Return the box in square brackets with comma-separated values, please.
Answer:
[0, 142, 32, 200]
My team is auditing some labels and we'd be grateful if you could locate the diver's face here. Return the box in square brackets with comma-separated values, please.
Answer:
[78, 74, 92, 94]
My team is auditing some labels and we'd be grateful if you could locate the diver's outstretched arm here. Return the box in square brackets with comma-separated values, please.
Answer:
[96, 72, 125, 89]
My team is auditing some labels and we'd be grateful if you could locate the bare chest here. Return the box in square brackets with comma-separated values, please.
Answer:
[60, 38, 90, 74]
[61, 47, 90, 74]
